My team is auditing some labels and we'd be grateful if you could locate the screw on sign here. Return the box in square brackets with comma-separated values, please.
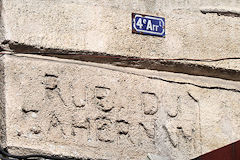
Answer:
[132, 13, 165, 37]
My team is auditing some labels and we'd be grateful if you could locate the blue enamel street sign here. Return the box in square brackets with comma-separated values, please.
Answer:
[132, 13, 165, 37]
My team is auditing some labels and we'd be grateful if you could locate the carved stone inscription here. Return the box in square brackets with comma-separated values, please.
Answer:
[16, 73, 163, 149]
[141, 92, 158, 115]
[6, 57, 202, 159]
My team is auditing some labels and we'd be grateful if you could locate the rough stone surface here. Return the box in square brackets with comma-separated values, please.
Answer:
[0, 55, 5, 147]
[0, 0, 5, 43]
[1, 0, 240, 70]
[1, 0, 240, 159]
[0, 54, 240, 159]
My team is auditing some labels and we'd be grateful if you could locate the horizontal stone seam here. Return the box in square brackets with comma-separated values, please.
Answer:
[1, 41, 240, 82]
[5, 54, 240, 94]
[5, 52, 240, 82]
[2, 40, 240, 62]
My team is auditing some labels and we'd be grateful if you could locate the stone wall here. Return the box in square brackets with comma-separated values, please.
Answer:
[2, 0, 240, 70]
[0, 54, 239, 160]
[0, 0, 240, 160]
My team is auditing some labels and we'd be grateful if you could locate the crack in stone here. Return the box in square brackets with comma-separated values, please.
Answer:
[148, 76, 240, 93]
[197, 101, 203, 155]
[187, 92, 199, 103]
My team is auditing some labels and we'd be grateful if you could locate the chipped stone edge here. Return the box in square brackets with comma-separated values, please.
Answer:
[200, 6, 240, 17]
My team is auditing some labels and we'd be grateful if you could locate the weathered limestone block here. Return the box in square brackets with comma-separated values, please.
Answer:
[0, 54, 240, 159]
[0, 1, 5, 43]
[2, 0, 240, 70]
